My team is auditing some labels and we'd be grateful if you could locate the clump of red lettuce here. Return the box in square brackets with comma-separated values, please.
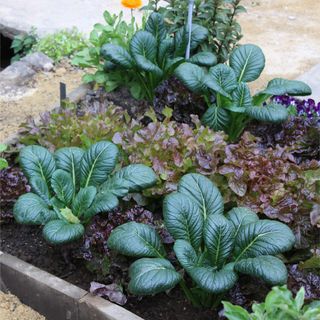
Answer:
[219, 132, 320, 247]
[0, 166, 30, 220]
[114, 110, 227, 197]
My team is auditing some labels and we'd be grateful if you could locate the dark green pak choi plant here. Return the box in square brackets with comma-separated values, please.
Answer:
[13, 141, 157, 244]
[100, 12, 217, 100]
[108, 173, 295, 307]
[176, 44, 312, 141]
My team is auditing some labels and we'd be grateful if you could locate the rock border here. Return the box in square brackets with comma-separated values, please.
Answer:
[0, 251, 143, 320]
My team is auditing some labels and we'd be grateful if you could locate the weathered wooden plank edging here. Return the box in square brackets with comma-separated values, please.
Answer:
[0, 251, 144, 320]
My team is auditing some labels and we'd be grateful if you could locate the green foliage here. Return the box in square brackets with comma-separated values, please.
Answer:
[176, 44, 312, 141]
[100, 12, 217, 101]
[33, 27, 87, 61]
[144, 0, 245, 63]
[114, 109, 227, 197]
[13, 141, 157, 244]
[223, 285, 320, 320]
[10, 28, 38, 63]
[108, 173, 295, 307]
[19, 105, 133, 150]
[0, 144, 9, 170]
[72, 10, 140, 91]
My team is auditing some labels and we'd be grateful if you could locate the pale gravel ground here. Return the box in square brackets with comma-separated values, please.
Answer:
[0, 292, 45, 320]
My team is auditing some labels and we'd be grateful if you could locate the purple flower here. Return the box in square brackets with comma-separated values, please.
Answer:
[272, 95, 320, 119]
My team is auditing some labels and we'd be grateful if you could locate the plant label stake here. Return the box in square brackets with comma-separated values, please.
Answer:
[60, 82, 66, 108]
[185, 0, 195, 59]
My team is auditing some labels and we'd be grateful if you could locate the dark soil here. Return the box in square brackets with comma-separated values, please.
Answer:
[0, 222, 215, 320]
[2, 220, 319, 320]
[83, 78, 207, 127]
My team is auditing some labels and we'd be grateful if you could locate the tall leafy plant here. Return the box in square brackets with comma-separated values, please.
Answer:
[176, 44, 312, 141]
[144, 0, 245, 62]
[72, 10, 139, 89]
[13, 141, 157, 244]
[100, 12, 217, 100]
[108, 173, 295, 307]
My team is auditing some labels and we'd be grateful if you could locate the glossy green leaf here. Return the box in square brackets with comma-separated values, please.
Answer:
[188, 264, 238, 294]
[201, 105, 230, 131]
[43, 220, 84, 244]
[102, 164, 157, 197]
[134, 54, 163, 77]
[72, 186, 97, 217]
[163, 192, 203, 249]
[231, 82, 252, 109]
[19, 145, 56, 185]
[51, 169, 74, 205]
[85, 191, 119, 217]
[230, 44, 265, 82]
[100, 44, 134, 68]
[226, 207, 259, 238]
[145, 12, 166, 43]
[0, 158, 8, 170]
[173, 239, 198, 270]
[189, 52, 217, 67]
[29, 176, 51, 204]
[80, 141, 119, 187]
[174, 24, 208, 56]
[207, 64, 237, 96]
[178, 173, 224, 218]
[128, 258, 181, 295]
[260, 78, 312, 96]
[222, 301, 251, 320]
[158, 38, 174, 65]
[246, 103, 288, 123]
[235, 255, 288, 285]
[55, 147, 84, 190]
[107, 222, 166, 258]
[13, 193, 56, 225]
[130, 31, 157, 61]
[204, 215, 235, 267]
[175, 62, 206, 93]
[234, 220, 296, 260]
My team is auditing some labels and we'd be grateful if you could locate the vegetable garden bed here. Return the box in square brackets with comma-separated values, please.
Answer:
[1, 1, 320, 319]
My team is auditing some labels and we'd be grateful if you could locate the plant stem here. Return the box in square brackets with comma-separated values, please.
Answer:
[179, 280, 200, 307]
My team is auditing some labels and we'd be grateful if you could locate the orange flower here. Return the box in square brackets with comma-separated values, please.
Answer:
[121, 0, 142, 9]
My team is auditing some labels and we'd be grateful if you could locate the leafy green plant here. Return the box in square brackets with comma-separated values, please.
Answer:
[223, 285, 320, 320]
[13, 141, 157, 244]
[72, 10, 140, 90]
[33, 27, 87, 61]
[144, 0, 245, 62]
[100, 12, 217, 100]
[10, 28, 38, 63]
[107, 173, 295, 307]
[176, 44, 312, 141]
[0, 144, 9, 170]
[19, 105, 133, 151]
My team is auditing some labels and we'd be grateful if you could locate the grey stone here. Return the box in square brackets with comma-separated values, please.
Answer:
[296, 64, 320, 102]
[0, 61, 35, 86]
[21, 52, 54, 72]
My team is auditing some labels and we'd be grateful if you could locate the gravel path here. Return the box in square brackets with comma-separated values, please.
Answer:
[0, 292, 45, 320]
